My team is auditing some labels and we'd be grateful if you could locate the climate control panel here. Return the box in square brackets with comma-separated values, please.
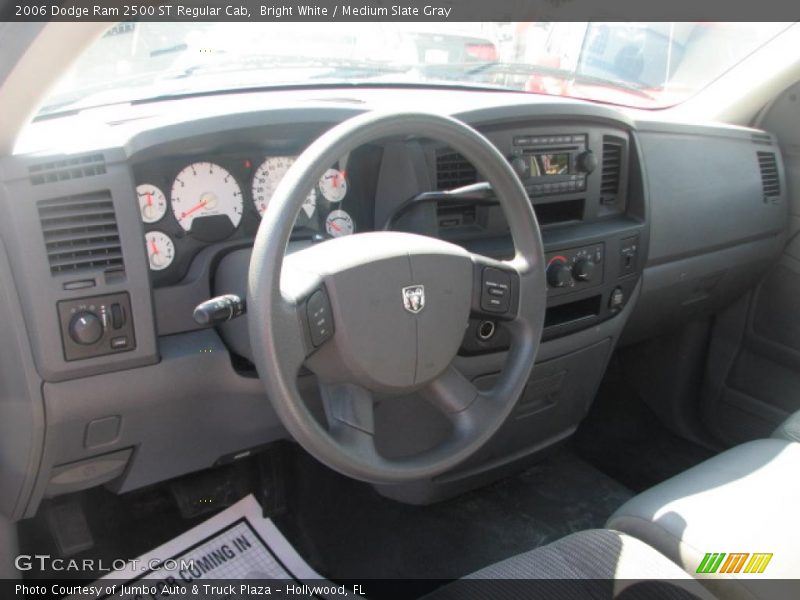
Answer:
[57, 292, 136, 361]
[545, 243, 604, 295]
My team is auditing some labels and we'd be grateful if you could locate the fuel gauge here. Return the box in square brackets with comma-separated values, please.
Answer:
[145, 231, 175, 271]
[325, 209, 354, 237]
[136, 184, 167, 223]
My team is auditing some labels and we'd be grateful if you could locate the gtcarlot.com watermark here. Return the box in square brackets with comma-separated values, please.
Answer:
[15, 554, 194, 573]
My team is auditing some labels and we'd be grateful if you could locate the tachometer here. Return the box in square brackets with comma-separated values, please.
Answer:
[252, 156, 318, 219]
[136, 184, 167, 223]
[325, 209, 354, 237]
[319, 168, 348, 203]
[171, 162, 243, 233]
[145, 231, 175, 271]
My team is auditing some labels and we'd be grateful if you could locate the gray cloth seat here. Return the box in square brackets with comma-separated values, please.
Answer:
[426, 529, 714, 599]
[607, 439, 800, 600]
[773, 410, 800, 443]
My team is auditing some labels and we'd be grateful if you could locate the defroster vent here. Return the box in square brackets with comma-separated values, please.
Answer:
[38, 192, 124, 275]
[29, 154, 106, 186]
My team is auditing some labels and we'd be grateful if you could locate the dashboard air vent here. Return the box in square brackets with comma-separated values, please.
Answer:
[38, 192, 124, 275]
[600, 138, 623, 203]
[751, 133, 773, 146]
[29, 154, 106, 186]
[436, 151, 478, 190]
[757, 152, 780, 198]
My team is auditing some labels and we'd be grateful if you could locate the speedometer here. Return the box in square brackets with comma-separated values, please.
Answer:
[252, 156, 317, 219]
[171, 162, 243, 234]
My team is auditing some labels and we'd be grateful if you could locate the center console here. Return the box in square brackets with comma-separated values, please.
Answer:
[433, 123, 647, 354]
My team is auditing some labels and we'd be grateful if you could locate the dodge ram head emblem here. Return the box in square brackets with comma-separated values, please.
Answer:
[402, 285, 425, 314]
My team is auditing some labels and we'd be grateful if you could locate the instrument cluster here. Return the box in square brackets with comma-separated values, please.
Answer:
[133, 147, 374, 287]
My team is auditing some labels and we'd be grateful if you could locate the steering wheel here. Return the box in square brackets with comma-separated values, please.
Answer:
[248, 112, 546, 484]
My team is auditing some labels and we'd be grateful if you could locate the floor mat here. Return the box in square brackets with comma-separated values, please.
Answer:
[571, 374, 715, 492]
[274, 447, 633, 582]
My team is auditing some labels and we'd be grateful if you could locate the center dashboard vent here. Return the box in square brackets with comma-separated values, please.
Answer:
[436, 150, 478, 190]
[28, 154, 106, 186]
[757, 151, 780, 199]
[37, 192, 124, 275]
[600, 137, 623, 203]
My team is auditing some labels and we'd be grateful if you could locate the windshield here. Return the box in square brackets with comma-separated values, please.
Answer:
[39, 22, 791, 115]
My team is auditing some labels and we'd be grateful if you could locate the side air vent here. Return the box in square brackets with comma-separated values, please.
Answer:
[29, 154, 106, 186]
[600, 138, 623, 203]
[38, 192, 124, 275]
[757, 152, 780, 199]
[436, 151, 478, 190]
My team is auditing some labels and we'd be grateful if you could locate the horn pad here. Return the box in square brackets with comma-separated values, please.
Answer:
[292, 232, 473, 392]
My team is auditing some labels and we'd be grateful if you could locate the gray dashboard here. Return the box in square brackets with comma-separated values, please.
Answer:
[0, 89, 788, 518]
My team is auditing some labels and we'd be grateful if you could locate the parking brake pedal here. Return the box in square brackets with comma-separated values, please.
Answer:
[44, 498, 94, 557]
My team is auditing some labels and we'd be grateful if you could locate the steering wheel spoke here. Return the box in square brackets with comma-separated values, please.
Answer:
[421, 364, 480, 415]
[318, 382, 379, 460]
[421, 366, 503, 442]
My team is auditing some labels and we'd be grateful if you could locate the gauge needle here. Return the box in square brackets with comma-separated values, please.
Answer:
[180, 200, 207, 220]
[150, 239, 159, 255]
[329, 221, 341, 232]
[146, 192, 153, 207]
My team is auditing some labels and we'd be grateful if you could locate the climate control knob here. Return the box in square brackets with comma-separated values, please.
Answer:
[69, 311, 104, 345]
[547, 261, 574, 288]
[573, 258, 596, 282]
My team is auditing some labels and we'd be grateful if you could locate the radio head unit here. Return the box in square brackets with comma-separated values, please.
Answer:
[510, 134, 596, 197]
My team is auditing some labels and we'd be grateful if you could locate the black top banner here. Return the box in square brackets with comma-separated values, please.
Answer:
[1, 0, 799, 22]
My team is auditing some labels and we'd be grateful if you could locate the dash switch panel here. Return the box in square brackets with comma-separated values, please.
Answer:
[57, 292, 136, 361]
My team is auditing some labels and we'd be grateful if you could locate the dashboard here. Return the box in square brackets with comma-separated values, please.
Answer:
[0, 88, 789, 516]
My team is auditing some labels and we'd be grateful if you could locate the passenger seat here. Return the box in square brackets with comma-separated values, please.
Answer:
[607, 439, 800, 600]
[772, 409, 800, 443]
[430, 437, 800, 600]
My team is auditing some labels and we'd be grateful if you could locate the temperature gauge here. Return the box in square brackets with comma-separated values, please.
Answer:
[319, 168, 348, 203]
[145, 231, 175, 271]
[325, 209, 354, 237]
[136, 184, 167, 223]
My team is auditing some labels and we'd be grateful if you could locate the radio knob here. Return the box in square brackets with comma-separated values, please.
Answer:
[547, 261, 574, 288]
[576, 150, 598, 174]
[69, 311, 104, 345]
[573, 258, 596, 282]
[510, 156, 529, 179]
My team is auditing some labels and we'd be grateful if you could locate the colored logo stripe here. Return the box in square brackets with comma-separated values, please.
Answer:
[697, 553, 726, 574]
[697, 552, 773, 574]
[744, 553, 773, 573]
[720, 553, 749, 573]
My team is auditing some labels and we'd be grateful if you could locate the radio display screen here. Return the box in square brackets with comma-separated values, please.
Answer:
[530, 153, 570, 176]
